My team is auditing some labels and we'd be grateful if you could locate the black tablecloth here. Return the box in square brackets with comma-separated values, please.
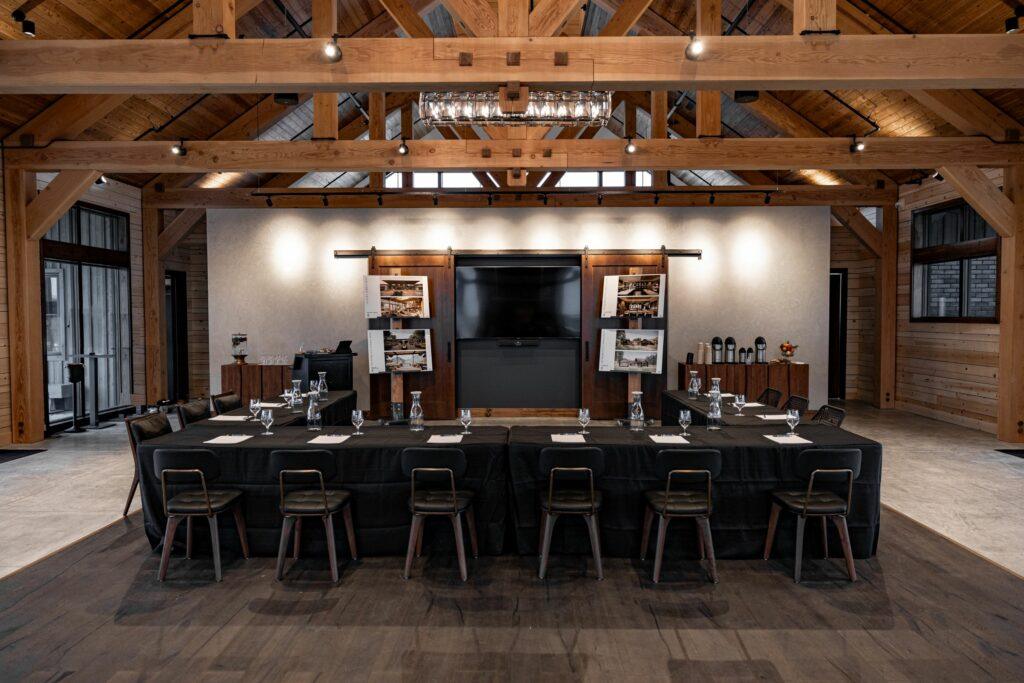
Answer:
[137, 425, 508, 558]
[662, 390, 789, 427]
[507, 425, 881, 560]
[195, 390, 357, 428]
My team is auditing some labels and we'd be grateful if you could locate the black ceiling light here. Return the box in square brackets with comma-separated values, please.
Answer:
[764, 192, 772, 205]
[932, 170, 944, 182]
[849, 135, 865, 153]
[274, 93, 299, 106]
[734, 91, 760, 104]
[323, 34, 342, 62]
[624, 137, 637, 154]
[1006, 6, 1023, 33]
[685, 31, 705, 61]
[12, 9, 34, 37]
[265, 196, 273, 207]
[397, 138, 409, 155]
[170, 140, 187, 156]
[95, 174, 107, 185]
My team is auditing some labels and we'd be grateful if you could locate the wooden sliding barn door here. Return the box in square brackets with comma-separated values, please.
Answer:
[581, 252, 669, 420]
[368, 252, 456, 420]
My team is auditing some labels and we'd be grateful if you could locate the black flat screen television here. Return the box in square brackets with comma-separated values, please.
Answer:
[456, 266, 581, 339]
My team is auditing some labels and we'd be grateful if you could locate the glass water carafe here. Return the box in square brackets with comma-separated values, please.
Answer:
[629, 391, 645, 431]
[687, 371, 701, 398]
[707, 395, 723, 431]
[316, 371, 328, 398]
[290, 379, 303, 412]
[306, 395, 322, 431]
[409, 391, 425, 431]
[709, 377, 722, 401]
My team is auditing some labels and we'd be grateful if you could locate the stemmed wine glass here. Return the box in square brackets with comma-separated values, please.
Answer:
[578, 408, 591, 435]
[351, 409, 365, 436]
[459, 408, 472, 435]
[785, 408, 801, 437]
[249, 398, 261, 422]
[260, 408, 274, 436]
[734, 393, 747, 416]
[678, 409, 691, 437]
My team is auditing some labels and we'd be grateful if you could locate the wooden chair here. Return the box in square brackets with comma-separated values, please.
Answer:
[781, 394, 809, 413]
[640, 449, 721, 584]
[122, 411, 173, 516]
[271, 449, 358, 583]
[401, 448, 478, 582]
[811, 404, 847, 427]
[538, 446, 605, 581]
[756, 387, 783, 408]
[211, 392, 241, 415]
[154, 448, 250, 582]
[174, 398, 211, 428]
[763, 448, 862, 583]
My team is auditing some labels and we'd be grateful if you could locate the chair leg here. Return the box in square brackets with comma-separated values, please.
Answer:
[696, 518, 706, 560]
[341, 505, 359, 560]
[415, 517, 424, 557]
[232, 505, 250, 559]
[122, 471, 139, 517]
[465, 506, 480, 559]
[832, 515, 857, 582]
[186, 516, 193, 560]
[538, 513, 556, 579]
[293, 517, 302, 559]
[640, 506, 653, 561]
[158, 515, 182, 581]
[652, 515, 668, 584]
[208, 515, 222, 582]
[763, 503, 782, 560]
[404, 515, 423, 579]
[276, 517, 295, 581]
[323, 514, 339, 583]
[793, 515, 806, 584]
[821, 516, 829, 559]
[451, 513, 468, 582]
[697, 516, 718, 584]
[585, 513, 604, 581]
[538, 510, 548, 557]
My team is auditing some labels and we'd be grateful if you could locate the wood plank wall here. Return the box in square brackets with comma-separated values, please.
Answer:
[829, 223, 877, 402]
[0, 169, 9, 444]
[162, 216, 210, 398]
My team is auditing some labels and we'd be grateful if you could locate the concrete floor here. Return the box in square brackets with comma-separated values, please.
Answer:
[0, 402, 1021, 579]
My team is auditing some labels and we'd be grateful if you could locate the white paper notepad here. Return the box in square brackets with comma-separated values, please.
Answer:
[308, 435, 350, 445]
[428, 434, 464, 444]
[764, 434, 812, 445]
[650, 434, 689, 445]
[757, 414, 790, 421]
[204, 434, 253, 445]
[743, 402, 765, 408]
[257, 402, 286, 408]
[209, 415, 250, 422]
[551, 434, 586, 444]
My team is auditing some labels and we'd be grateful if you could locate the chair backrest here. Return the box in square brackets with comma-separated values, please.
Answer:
[757, 387, 783, 408]
[154, 447, 222, 483]
[795, 448, 862, 482]
[125, 411, 172, 455]
[539, 447, 605, 479]
[176, 398, 211, 427]
[270, 449, 337, 480]
[782, 394, 809, 413]
[401, 447, 467, 482]
[211, 392, 242, 415]
[811, 404, 846, 428]
[655, 449, 722, 483]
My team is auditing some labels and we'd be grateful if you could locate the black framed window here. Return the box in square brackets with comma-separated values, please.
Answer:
[910, 199, 998, 323]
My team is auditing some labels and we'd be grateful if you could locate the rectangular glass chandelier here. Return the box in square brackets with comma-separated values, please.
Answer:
[419, 91, 612, 127]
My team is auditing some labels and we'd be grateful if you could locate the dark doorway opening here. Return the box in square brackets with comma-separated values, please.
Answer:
[165, 270, 189, 402]
[828, 269, 849, 401]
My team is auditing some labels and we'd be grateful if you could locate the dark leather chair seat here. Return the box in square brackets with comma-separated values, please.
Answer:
[409, 489, 474, 513]
[166, 489, 242, 515]
[772, 490, 848, 515]
[282, 489, 351, 515]
[644, 489, 709, 516]
[541, 489, 603, 513]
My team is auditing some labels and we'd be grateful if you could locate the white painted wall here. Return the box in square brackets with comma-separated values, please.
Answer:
[207, 206, 831, 407]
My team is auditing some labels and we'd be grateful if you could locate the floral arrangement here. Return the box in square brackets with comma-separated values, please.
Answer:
[779, 340, 798, 360]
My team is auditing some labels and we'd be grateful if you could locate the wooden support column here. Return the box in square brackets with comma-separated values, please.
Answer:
[4, 168, 45, 443]
[650, 91, 668, 188]
[999, 167, 1024, 442]
[793, 0, 837, 34]
[193, 0, 236, 37]
[497, 0, 530, 36]
[624, 102, 637, 187]
[875, 204, 897, 409]
[143, 206, 167, 404]
[312, 0, 339, 139]
[401, 102, 414, 188]
[369, 91, 386, 189]
[695, 0, 722, 138]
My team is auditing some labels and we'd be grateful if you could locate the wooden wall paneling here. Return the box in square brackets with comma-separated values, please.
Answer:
[142, 207, 166, 404]
[0, 168, 9, 445]
[876, 204, 897, 408]
[830, 223, 877, 401]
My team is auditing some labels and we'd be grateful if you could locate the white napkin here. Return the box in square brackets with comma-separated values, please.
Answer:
[743, 402, 765, 408]
[428, 434, 464, 444]
[204, 434, 253, 445]
[308, 435, 350, 445]
[764, 434, 812, 445]
[257, 402, 285, 408]
[551, 434, 585, 444]
[757, 414, 790, 421]
[650, 434, 689, 444]
[719, 393, 734, 398]
[209, 415, 250, 422]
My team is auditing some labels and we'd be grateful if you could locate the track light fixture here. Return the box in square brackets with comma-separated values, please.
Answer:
[432, 194, 439, 206]
[624, 137, 637, 154]
[95, 174, 107, 185]
[685, 31, 705, 61]
[653, 192, 660, 205]
[321, 194, 328, 207]
[709, 192, 715, 205]
[487, 194, 493, 206]
[323, 34, 342, 62]
[932, 170, 944, 182]
[265, 196, 273, 207]
[377, 193, 384, 206]
[849, 136, 865, 153]
[12, 9, 34, 37]
[597, 193, 604, 206]
[397, 138, 409, 155]
[734, 91, 760, 104]
[1007, 6, 1023, 33]
[170, 140, 187, 156]
[764, 192, 772, 205]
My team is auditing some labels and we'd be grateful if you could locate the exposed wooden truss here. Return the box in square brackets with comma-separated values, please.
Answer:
[25, 170, 101, 240]
[938, 165, 1016, 238]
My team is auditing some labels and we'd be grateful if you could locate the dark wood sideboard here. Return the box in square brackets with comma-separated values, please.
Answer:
[677, 362, 810, 406]
[220, 363, 292, 404]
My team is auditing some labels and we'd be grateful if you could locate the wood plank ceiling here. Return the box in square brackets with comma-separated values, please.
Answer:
[1, 0, 1021, 189]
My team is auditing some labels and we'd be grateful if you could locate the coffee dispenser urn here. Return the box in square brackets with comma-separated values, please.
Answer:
[711, 337, 724, 364]
[755, 337, 767, 363]
[725, 336, 736, 363]
[738, 347, 747, 364]
[746, 347, 755, 365]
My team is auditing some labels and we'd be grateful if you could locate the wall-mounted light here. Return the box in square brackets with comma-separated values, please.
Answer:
[397, 138, 409, 155]
[170, 140, 187, 156]
[624, 137, 637, 154]
[685, 31, 705, 61]
[849, 136, 865, 153]
[323, 34, 342, 62]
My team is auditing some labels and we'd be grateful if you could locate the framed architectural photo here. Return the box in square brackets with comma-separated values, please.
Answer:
[364, 275, 430, 318]
[368, 329, 433, 374]
[598, 328, 664, 374]
[601, 273, 666, 318]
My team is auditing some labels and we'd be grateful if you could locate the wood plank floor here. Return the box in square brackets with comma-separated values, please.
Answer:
[1, 508, 1022, 681]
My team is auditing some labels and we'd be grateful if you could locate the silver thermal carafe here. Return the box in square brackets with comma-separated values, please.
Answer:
[711, 337, 724, 364]
[725, 336, 736, 363]
[746, 347, 755, 365]
[755, 337, 767, 363]
[738, 347, 747, 364]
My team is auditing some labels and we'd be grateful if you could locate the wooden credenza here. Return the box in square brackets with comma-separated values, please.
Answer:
[220, 363, 292, 403]
[677, 362, 809, 405]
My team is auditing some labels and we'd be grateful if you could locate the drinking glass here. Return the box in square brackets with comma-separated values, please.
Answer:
[578, 408, 591, 435]
[734, 393, 746, 416]
[459, 408, 472, 435]
[695, 377, 702, 396]
[260, 408, 274, 436]
[352, 409, 365, 436]
[678, 409, 691, 437]
[249, 398, 261, 421]
[786, 408, 800, 436]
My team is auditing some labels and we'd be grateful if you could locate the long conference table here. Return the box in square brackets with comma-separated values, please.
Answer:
[136, 420, 882, 562]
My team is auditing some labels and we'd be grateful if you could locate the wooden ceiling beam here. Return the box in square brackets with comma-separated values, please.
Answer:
[793, 0, 837, 34]
[12, 137, 1021, 173]
[597, 0, 655, 36]
[25, 170, 101, 240]
[831, 205, 882, 256]
[157, 208, 206, 257]
[441, 0, 498, 36]
[312, 0, 340, 140]
[378, 0, 434, 38]
[1, 35, 1021, 93]
[498, 0, 530, 36]
[193, 0, 236, 37]
[529, 0, 580, 36]
[938, 165, 1016, 238]
[695, 0, 722, 138]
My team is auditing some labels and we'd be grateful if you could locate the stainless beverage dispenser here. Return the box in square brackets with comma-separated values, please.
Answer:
[745, 347, 755, 365]
[755, 337, 767, 363]
[711, 337, 724, 364]
[738, 347, 747, 364]
[725, 336, 736, 363]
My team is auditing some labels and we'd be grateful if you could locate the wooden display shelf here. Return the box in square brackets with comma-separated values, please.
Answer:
[677, 362, 809, 406]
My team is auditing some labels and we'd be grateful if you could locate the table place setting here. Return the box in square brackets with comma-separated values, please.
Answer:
[551, 433, 586, 444]
[742, 402, 765, 408]
[308, 434, 350, 445]
[764, 434, 812, 445]
[757, 414, 790, 420]
[650, 434, 689, 444]
[428, 434, 464, 444]
[257, 401, 286, 408]
[209, 414, 252, 422]
[203, 434, 254, 445]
